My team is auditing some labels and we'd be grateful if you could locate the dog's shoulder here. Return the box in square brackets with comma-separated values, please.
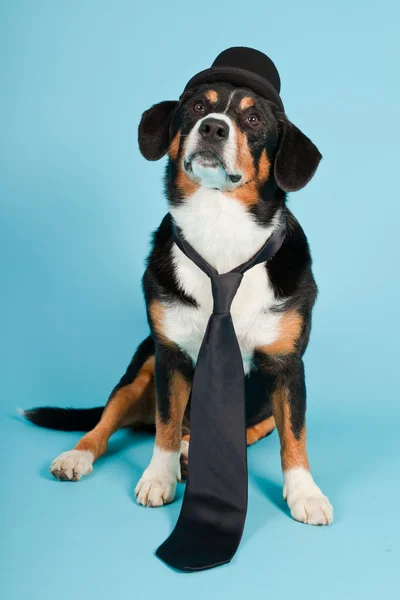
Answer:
[143, 213, 197, 307]
[147, 213, 173, 256]
[266, 209, 317, 308]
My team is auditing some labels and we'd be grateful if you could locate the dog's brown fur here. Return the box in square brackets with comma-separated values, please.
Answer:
[71, 356, 277, 462]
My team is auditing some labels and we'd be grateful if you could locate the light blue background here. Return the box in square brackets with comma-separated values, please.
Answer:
[1, 1, 399, 598]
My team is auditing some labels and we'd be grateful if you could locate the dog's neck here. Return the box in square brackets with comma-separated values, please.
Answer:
[169, 187, 283, 274]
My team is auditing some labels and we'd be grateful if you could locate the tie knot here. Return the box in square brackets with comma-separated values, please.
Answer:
[211, 272, 244, 314]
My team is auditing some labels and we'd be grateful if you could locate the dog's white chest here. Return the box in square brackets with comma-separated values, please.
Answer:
[163, 246, 282, 373]
[164, 189, 284, 372]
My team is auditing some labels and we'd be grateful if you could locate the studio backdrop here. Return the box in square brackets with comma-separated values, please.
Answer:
[1, 1, 399, 599]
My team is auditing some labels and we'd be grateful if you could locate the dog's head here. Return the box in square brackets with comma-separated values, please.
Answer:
[138, 82, 321, 206]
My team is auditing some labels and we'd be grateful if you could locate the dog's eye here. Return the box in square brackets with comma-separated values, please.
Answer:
[246, 114, 260, 126]
[193, 102, 205, 113]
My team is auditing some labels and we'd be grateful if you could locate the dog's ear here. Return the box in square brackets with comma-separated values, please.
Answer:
[138, 100, 179, 161]
[274, 115, 322, 192]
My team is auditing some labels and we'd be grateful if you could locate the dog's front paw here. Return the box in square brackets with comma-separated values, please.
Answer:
[135, 448, 180, 507]
[283, 468, 333, 526]
[49, 450, 94, 481]
[135, 472, 177, 507]
[287, 492, 333, 525]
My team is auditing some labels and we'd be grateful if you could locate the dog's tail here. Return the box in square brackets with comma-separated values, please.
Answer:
[21, 335, 155, 432]
[21, 406, 104, 431]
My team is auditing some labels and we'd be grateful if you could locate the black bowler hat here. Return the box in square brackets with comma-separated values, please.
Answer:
[182, 46, 284, 111]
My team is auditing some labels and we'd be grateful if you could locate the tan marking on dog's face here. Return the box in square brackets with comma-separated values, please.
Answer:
[240, 96, 255, 111]
[205, 89, 218, 104]
[176, 168, 200, 197]
[225, 122, 258, 206]
[272, 386, 309, 471]
[257, 311, 303, 356]
[258, 148, 271, 183]
[246, 416, 276, 446]
[174, 134, 200, 197]
[229, 180, 259, 206]
[75, 356, 156, 459]
[168, 130, 181, 160]
[228, 147, 271, 206]
[156, 371, 190, 452]
[234, 124, 256, 181]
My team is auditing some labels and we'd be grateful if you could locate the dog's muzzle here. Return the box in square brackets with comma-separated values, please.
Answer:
[183, 114, 242, 188]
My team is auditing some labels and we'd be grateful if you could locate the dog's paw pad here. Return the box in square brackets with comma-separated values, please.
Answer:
[135, 474, 176, 507]
[49, 450, 94, 481]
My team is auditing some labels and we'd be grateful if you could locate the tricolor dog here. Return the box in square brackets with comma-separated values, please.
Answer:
[24, 48, 333, 527]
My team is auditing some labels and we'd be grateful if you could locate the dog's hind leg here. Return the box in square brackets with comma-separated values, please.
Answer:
[50, 356, 156, 481]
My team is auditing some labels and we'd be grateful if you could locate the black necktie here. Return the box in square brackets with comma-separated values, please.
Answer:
[156, 218, 286, 572]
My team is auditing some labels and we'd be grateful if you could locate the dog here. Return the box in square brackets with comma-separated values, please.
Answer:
[24, 79, 333, 526]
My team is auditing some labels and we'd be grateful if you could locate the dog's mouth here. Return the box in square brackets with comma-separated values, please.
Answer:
[184, 151, 242, 185]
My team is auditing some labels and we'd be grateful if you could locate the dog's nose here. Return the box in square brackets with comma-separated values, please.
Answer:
[199, 118, 229, 142]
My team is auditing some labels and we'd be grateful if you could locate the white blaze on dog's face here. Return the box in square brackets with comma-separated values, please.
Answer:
[183, 111, 240, 190]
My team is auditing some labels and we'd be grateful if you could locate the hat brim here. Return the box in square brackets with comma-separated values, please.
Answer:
[182, 66, 284, 111]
